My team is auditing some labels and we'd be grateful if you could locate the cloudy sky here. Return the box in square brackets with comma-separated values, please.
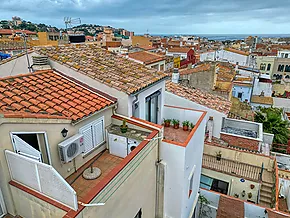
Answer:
[1, 0, 289, 34]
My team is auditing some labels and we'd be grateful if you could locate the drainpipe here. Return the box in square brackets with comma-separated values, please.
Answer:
[112, 106, 164, 217]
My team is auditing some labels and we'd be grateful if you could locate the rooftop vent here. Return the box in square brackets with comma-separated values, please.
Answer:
[172, 68, 179, 84]
[32, 56, 49, 66]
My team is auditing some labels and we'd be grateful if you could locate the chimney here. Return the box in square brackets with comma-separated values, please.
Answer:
[172, 68, 180, 83]
[207, 116, 214, 142]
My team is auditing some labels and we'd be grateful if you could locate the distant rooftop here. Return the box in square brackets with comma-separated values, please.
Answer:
[128, 51, 165, 65]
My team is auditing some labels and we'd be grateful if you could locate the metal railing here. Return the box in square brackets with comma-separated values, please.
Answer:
[5, 150, 78, 211]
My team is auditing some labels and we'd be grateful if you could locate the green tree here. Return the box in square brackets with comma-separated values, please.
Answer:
[255, 107, 290, 144]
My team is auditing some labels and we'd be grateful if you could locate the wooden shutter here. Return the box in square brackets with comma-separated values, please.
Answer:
[80, 125, 94, 153]
[93, 119, 104, 147]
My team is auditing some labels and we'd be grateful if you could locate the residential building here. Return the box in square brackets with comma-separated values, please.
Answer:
[232, 76, 254, 102]
[161, 105, 207, 218]
[201, 143, 276, 207]
[28, 32, 60, 46]
[273, 58, 290, 81]
[200, 48, 251, 67]
[278, 50, 290, 58]
[2, 44, 168, 125]
[166, 47, 196, 68]
[174, 56, 181, 68]
[0, 39, 28, 56]
[165, 56, 174, 71]
[0, 69, 166, 218]
[256, 56, 275, 76]
[132, 35, 153, 47]
[128, 51, 166, 71]
[177, 62, 235, 100]
[0, 29, 37, 39]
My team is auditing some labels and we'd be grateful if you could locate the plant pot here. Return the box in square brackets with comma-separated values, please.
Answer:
[173, 124, 179, 129]
[250, 184, 255, 189]
[120, 125, 128, 133]
[183, 126, 188, 131]
[164, 122, 171, 127]
[216, 156, 221, 161]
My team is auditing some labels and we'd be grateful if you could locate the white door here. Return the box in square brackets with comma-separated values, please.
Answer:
[0, 188, 6, 218]
[108, 134, 127, 158]
[12, 135, 42, 162]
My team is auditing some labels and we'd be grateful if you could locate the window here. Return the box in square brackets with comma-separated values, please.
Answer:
[278, 65, 285, 72]
[260, 63, 266, 71]
[145, 90, 161, 124]
[200, 175, 229, 195]
[79, 117, 105, 154]
[188, 165, 196, 198]
[267, 63, 271, 71]
[238, 92, 243, 99]
[285, 65, 290, 72]
[134, 209, 142, 218]
[286, 54, 289, 58]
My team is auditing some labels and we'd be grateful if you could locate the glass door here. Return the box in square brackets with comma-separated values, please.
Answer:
[145, 90, 161, 124]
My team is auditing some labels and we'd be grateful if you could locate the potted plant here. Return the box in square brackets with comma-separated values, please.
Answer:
[190, 122, 195, 130]
[120, 119, 128, 133]
[182, 120, 189, 131]
[163, 119, 171, 127]
[172, 119, 180, 129]
[216, 151, 222, 161]
[250, 184, 255, 189]
[248, 192, 252, 199]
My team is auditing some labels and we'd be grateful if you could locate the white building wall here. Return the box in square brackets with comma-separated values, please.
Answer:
[129, 80, 165, 124]
[273, 97, 290, 109]
[181, 117, 207, 218]
[252, 79, 272, 97]
[166, 52, 187, 60]
[165, 92, 226, 138]
[216, 50, 249, 66]
[199, 51, 215, 62]
[232, 85, 252, 102]
[160, 141, 185, 218]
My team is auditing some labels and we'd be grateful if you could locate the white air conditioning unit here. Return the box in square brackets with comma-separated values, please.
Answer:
[58, 133, 84, 163]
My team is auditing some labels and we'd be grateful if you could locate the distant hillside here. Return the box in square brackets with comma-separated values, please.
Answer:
[0, 19, 59, 32]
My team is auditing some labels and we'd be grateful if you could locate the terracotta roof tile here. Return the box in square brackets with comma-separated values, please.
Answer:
[128, 51, 166, 65]
[0, 70, 116, 121]
[166, 81, 231, 114]
[34, 44, 167, 95]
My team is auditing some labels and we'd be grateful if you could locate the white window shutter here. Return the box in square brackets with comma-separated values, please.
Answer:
[93, 120, 104, 147]
[81, 126, 94, 152]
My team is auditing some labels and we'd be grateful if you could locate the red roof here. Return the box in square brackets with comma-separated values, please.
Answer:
[0, 29, 36, 35]
[167, 47, 192, 53]
[0, 70, 116, 121]
[128, 51, 166, 65]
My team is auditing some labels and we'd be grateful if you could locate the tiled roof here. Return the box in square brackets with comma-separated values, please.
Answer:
[0, 40, 29, 51]
[128, 51, 165, 65]
[179, 63, 211, 75]
[224, 48, 249, 56]
[0, 70, 115, 121]
[0, 29, 36, 35]
[35, 44, 167, 95]
[251, 96, 273, 105]
[166, 81, 231, 114]
[167, 47, 192, 53]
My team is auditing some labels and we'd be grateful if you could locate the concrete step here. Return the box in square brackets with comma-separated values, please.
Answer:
[261, 185, 273, 193]
[262, 182, 274, 189]
[260, 195, 272, 204]
[259, 200, 271, 208]
[260, 192, 272, 199]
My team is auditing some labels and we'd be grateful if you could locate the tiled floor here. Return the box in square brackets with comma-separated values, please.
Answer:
[66, 150, 123, 202]
[163, 126, 191, 143]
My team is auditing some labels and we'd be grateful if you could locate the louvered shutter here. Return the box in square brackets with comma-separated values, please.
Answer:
[93, 120, 104, 147]
[81, 125, 94, 153]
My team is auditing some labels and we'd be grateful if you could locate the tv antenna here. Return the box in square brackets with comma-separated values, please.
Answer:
[64, 17, 81, 30]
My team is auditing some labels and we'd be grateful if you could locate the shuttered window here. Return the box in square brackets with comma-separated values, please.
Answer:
[79, 117, 105, 154]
